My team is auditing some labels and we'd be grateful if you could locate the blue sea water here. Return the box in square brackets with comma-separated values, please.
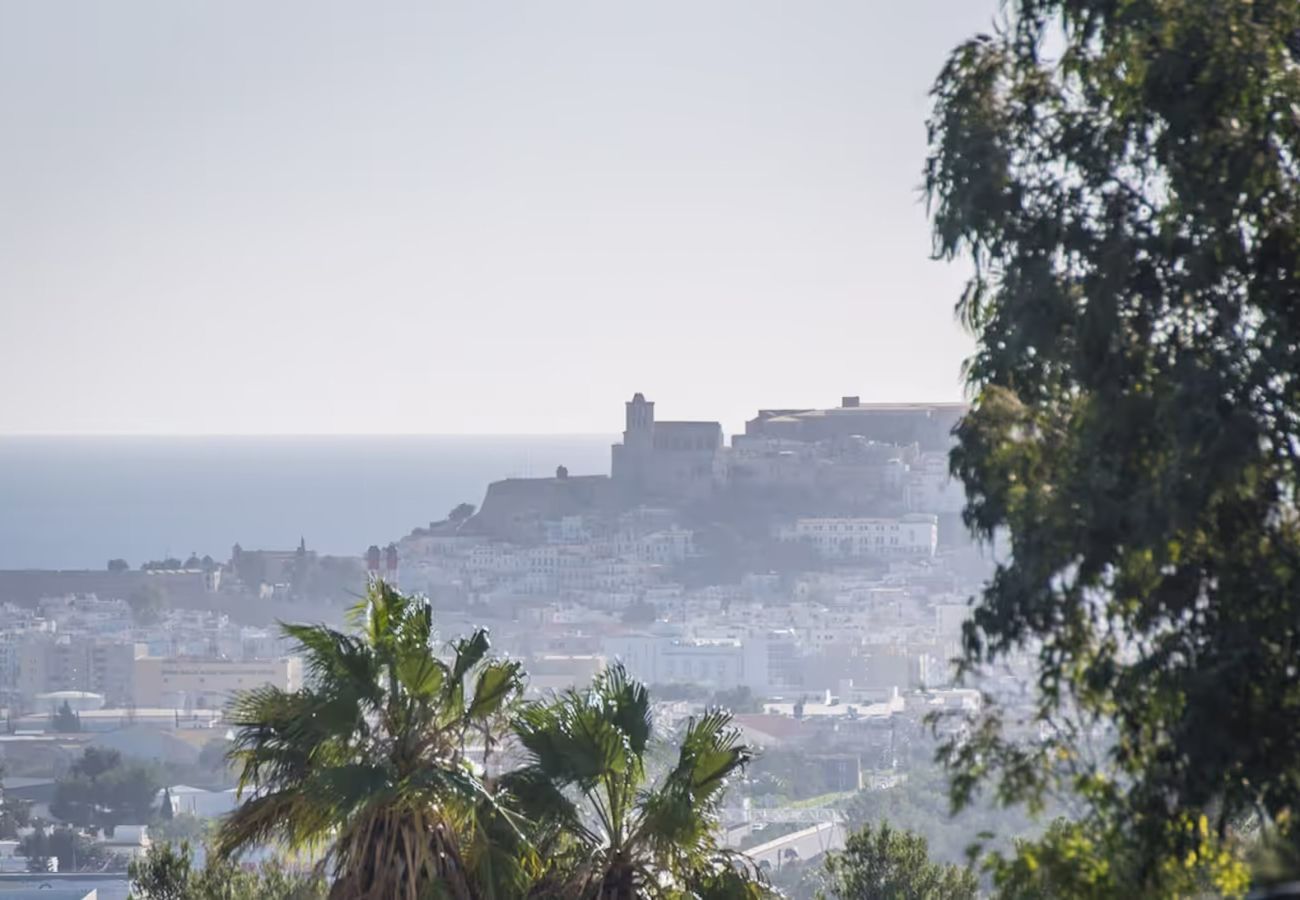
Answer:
[0, 435, 614, 570]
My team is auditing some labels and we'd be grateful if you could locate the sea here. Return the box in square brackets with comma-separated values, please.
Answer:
[0, 435, 614, 570]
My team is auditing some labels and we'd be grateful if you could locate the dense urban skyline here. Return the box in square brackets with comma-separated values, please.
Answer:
[1, 1, 995, 435]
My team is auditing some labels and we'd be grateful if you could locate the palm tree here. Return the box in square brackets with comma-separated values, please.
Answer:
[214, 581, 529, 900]
[509, 664, 765, 899]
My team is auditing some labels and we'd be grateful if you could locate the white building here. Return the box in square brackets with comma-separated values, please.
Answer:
[604, 634, 759, 691]
[934, 602, 970, 636]
[601, 630, 800, 694]
[786, 515, 938, 559]
[906, 452, 965, 515]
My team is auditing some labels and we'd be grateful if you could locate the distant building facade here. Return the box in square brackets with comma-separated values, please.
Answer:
[133, 656, 302, 709]
[17, 636, 142, 708]
[786, 515, 939, 559]
[611, 393, 724, 501]
[742, 396, 965, 452]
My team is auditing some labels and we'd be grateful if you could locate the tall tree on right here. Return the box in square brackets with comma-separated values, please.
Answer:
[926, 0, 1300, 893]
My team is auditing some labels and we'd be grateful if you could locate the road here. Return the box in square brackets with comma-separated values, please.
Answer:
[744, 821, 847, 871]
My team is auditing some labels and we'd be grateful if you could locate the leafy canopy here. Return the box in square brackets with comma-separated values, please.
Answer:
[926, 0, 1300, 889]
[820, 821, 978, 900]
[50, 748, 160, 833]
[128, 840, 326, 900]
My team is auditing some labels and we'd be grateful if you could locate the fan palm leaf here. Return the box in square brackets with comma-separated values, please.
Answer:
[215, 580, 527, 900]
[510, 663, 766, 899]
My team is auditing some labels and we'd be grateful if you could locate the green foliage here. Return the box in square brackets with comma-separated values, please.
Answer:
[820, 821, 978, 900]
[20, 825, 109, 873]
[128, 841, 192, 900]
[214, 586, 768, 896]
[0, 793, 31, 840]
[926, 0, 1300, 889]
[150, 813, 209, 846]
[448, 502, 477, 523]
[620, 599, 659, 625]
[840, 764, 1047, 867]
[1244, 813, 1300, 889]
[52, 700, 81, 733]
[196, 737, 229, 774]
[128, 840, 325, 900]
[708, 686, 762, 715]
[510, 663, 766, 897]
[127, 583, 168, 624]
[215, 580, 527, 900]
[987, 816, 1248, 900]
[50, 748, 160, 832]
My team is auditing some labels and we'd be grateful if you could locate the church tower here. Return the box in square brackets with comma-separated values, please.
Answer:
[624, 392, 655, 450]
[612, 392, 655, 490]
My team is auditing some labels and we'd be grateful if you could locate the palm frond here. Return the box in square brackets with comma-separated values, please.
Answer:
[467, 660, 524, 722]
[669, 711, 752, 806]
[594, 663, 654, 758]
[217, 581, 525, 899]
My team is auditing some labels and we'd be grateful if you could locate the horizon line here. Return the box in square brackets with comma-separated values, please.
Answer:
[0, 431, 622, 439]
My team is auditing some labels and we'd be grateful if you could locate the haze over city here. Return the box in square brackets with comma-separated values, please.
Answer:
[1, 1, 992, 435]
[4, 1, 1290, 897]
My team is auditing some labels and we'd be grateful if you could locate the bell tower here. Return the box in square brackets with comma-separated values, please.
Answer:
[613, 392, 655, 490]
[624, 392, 655, 449]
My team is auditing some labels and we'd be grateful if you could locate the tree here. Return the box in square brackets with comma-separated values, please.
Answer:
[127, 583, 168, 625]
[214, 581, 527, 900]
[52, 700, 81, 733]
[839, 763, 1046, 870]
[0, 764, 32, 840]
[129, 840, 193, 900]
[129, 840, 326, 900]
[708, 686, 761, 715]
[619, 599, 658, 625]
[821, 822, 977, 900]
[510, 664, 764, 898]
[108, 559, 130, 573]
[50, 748, 160, 832]
[448, 502, 476, 524]
[986, 817, 1246, 900]
[925, 0, 1300, 889]
[196, 738, 232, 785]
[20, 826, 108, 873]
[149, 812, 208, 846]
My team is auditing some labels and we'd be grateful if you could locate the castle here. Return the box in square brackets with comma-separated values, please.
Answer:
[469, 392, 967, 541]
[608, 392, 965, 501]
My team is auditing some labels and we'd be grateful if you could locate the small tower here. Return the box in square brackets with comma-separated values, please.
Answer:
[625, 392, 655, 441]
[613, 392, 656, 490]
[366, 544, 382, 582]
[384, 543, 399, 585]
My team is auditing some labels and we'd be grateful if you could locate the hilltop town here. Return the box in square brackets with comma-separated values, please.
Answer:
[0, 394, 1021, 880]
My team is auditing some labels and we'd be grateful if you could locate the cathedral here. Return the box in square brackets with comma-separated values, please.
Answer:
[610, 393, 725, 502]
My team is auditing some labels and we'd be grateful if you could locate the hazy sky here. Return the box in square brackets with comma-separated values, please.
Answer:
[1, 1, 997, 436]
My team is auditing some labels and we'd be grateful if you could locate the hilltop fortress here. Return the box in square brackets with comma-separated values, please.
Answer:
[469, 394, 966, 542]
